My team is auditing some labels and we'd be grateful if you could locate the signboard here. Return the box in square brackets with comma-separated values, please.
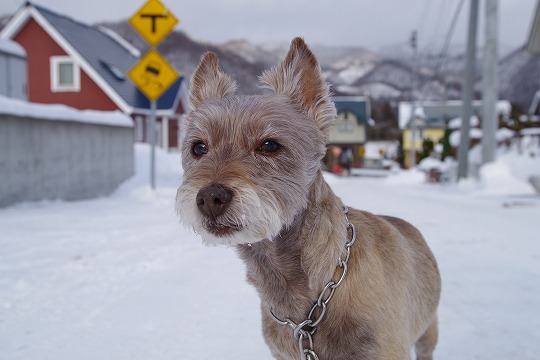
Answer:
[129, 0, 178, 46]
[128, 0, 179, 189]
[128, 49, 178, 101]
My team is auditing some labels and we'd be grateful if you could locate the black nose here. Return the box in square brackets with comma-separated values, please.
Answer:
[196, 184, 232, 218]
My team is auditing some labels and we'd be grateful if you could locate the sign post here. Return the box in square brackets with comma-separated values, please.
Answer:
[128, 0, 179, 189]
[150, 100, 157, 188]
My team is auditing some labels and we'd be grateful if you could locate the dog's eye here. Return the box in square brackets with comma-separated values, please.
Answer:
[258, 140, 280, 154]
[192, 142, 208, 157]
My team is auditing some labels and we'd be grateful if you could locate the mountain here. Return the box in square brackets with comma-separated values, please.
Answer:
[100, 21, 268, 95]
[1, 14, 537, 112]
[151, 23, 538, 111]
[498, 46, 540, 111]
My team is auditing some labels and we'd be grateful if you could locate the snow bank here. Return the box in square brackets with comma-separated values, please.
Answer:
[388, 142, 539, 196]
[468, 159, 536, 195]
[0, 95, 133, 127]
[115, 144, 182, 197]
[385, 168, 426, 186]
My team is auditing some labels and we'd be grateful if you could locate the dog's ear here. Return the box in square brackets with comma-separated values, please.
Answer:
[189, 52, 237, 110]
[259, 37, 336, 137]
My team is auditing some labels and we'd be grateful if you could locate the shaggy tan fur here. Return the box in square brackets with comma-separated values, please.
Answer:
[176, 37, 441, 360]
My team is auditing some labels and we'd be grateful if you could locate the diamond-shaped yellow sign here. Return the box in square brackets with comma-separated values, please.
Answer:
[128, 49, 179, 101]
[129, 0, 178, 46]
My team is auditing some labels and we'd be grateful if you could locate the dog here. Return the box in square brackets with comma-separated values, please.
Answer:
[176, 37, 441, 360]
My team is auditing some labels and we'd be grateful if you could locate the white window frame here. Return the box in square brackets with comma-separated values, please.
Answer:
[50, 56, 80, 92]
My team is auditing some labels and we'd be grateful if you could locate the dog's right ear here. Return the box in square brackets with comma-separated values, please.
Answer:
[189, 52, 237, 110]
[259, 37, 336, 138]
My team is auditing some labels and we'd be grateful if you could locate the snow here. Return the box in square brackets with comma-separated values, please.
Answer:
[335, 61, 374, 85]
[521, 127, 540, 136]
[359, 82, 402, 99]
[0, 95, 133, 128]
[418, 157, 452, 172]
[449, 127, 483, 147]
[398, 100, 511, 129]
[496, 127, 515, 141]
[448, 115, 480, 129]
[0, 38, 26, 57]
[1, 144, 539, 360]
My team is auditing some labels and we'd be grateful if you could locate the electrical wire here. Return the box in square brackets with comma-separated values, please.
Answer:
[419, 0, 466, 100]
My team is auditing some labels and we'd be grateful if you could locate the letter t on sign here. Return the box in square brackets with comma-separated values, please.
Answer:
[129, 0, 178, 46]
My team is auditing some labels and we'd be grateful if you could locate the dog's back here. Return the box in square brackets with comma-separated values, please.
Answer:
[343, 210, 441, 359]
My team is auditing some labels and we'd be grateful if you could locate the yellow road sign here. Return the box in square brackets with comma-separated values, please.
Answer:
[129, 0, 178, 46]
[128, 49, 179, 101]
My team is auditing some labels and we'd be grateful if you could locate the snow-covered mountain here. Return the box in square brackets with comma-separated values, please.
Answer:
[1, 14, 537, 110]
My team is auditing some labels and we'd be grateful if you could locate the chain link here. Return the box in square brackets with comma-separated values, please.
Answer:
[269, 206, 356, 360]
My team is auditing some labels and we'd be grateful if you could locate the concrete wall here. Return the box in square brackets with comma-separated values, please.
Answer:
[0, 114, 134, 207]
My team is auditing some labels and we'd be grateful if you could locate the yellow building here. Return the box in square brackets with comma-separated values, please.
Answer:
[402, 127, 445, 168]
[399, 100, 511, 168]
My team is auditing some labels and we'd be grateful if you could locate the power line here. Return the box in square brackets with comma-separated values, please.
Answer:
[437, 0, 466, 74]
[419, 0, 466, 100]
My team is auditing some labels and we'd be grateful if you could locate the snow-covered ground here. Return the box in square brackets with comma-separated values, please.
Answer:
[1, 144, 539, 360]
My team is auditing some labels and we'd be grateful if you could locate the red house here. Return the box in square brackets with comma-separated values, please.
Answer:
[0, 2, 188, 149]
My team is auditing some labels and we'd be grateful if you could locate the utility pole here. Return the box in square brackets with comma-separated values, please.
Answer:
[457, 0, 479, 179]
[482, 0, 499, 164]
[409, 30, 418, 169]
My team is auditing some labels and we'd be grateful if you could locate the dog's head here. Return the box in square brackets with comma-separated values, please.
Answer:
[176, 38, 336, 246]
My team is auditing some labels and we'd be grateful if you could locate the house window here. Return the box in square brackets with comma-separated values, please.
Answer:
[50, 56, 80, 92]
[338, 112, 355, 133]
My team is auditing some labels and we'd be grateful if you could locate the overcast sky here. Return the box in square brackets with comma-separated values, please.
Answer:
[3, 0, 538, 52]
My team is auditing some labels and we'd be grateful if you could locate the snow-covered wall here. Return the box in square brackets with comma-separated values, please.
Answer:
[0, 101, 134, 207]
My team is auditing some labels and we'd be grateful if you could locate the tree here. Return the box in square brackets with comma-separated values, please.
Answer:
[397, 133, 405, 168]
[419, 138, 434, 161]
[440, 126, 453, 160]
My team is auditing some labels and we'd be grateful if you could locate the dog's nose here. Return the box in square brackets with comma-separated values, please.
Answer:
[196, 184, 232, 218]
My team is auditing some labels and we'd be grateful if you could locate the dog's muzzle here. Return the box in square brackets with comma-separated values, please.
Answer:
[195, 184, 243, 238]
[196, 184, 232, 219]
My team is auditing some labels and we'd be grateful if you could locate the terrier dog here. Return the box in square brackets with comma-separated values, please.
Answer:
[176, 38, 441, 360]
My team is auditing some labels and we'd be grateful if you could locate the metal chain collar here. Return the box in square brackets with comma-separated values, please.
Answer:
[269, 206, 357, 360]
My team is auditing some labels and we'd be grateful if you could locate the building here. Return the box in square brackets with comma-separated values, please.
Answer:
[0, 2, 188, 149]
[326, 96, 371, 171]
[398, 100, 511, 168]
[527, 0, 540, 115]
[0, 38, 27, 100]
[527, 0, 540, 55]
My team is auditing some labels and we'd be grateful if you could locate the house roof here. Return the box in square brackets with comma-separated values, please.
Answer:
[333, 96, 370, 126]
[398, 100, 512, 129]
[0, 2, 184, 115]
[0, 38, 26, 58]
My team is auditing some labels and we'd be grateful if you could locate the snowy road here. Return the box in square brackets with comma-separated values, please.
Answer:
[1, 145, 539, 360]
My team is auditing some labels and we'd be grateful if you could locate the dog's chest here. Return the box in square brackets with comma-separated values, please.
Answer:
[262, 309, 378, 360]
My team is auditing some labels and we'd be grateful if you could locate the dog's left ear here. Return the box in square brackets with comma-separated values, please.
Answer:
[259, 37, 336, 137]
[189, 52, 237, 110]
